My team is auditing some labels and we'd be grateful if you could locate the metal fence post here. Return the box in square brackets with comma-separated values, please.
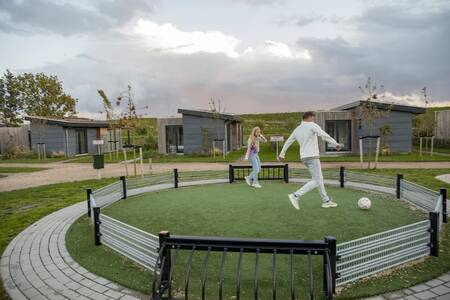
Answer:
[441, 188, 447, 223]
[396, 174, 403, 199]
[283, 164, 289, 183]
[86, 188, 92, 217]
[429, 212, 439, 257]
[93, 207, 102, 246]
[120, 176, 127, 199]
[229, 164, 234, 183]
[174, 169, 179, 188]
[325, 236, 337, 294]
[339, 167, 345, 188]
[158, 231, 171, 292]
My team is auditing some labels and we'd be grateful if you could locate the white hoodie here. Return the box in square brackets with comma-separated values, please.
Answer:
[279, 121, 339, 160]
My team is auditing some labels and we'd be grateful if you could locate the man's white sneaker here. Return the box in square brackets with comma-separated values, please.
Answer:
[321, 201, 338, 208]
[245, 176, 252, 186]
[252, 183, 262, 188]
[288, 194, 300, 210]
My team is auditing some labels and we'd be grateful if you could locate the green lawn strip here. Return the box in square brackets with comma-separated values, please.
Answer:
[0, 178, 116, 300]
[0, 157, 68, 164]
[0, 167, 48, 173]
[66, 182, 430, 299]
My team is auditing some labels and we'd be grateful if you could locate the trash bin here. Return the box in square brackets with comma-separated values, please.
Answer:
[93, 154, 104, 169]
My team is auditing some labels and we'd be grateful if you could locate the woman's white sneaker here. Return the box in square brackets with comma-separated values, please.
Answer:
[321, 201, 338, 208]
[252, 183, 262, 188]
[288, 194, 300, 210]
[245, 176, 252, 186]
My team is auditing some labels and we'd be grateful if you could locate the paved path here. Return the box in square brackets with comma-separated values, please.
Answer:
[1, 161, 450, 192]
[0, 200, 147, 300]
[370, 273, 450, 299]
[436, 174, 450, 184]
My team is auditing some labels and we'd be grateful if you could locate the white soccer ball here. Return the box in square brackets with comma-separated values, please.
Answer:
[358, 197, 372, 210]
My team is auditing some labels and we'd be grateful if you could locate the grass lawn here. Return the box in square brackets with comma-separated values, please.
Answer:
[66, 178, 448, 299]
[0, 178, 116, 300]
[0, 166, 48, 173]
[0, 157, 67, 164]
[65, 142, 450, 164]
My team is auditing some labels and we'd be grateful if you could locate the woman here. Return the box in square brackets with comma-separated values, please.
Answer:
[245, 127, 267, 188]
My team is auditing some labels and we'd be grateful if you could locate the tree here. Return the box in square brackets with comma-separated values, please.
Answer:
[17, 72, 77, 117]
[357, 77, 391, 168]
[0, 70, 23, 126]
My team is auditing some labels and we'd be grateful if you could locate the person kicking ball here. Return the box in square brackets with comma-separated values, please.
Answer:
[278, 111, 341, 209]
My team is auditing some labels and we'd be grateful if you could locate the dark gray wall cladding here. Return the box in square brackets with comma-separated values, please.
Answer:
[87, 128, 98, 154]
[66, 128, 76, 156]
[356, 111, 413, 153]
[30, 121, 65, 153]
[183, 114, 225, 154]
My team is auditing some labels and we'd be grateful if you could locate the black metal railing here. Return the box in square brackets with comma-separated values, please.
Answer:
[152, 232, 336, 300]
[229, 164, 289, 183]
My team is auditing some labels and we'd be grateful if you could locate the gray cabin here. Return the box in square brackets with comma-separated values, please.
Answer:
[157, 109, 243, 155]
[25, 116, 114, 157]
[316, 101, 425, 154]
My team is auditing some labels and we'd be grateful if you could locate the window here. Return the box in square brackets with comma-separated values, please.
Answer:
[166, 125, 183, 154]
[75, 129, 88, 154]
[325, 120, 351, 151]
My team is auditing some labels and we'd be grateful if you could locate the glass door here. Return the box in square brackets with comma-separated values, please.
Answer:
[325, 120, 351, 151]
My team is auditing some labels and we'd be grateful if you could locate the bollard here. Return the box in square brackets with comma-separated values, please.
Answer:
[93, 207, 102, 246]
[283, 164, 289, 183]
[440, 188, 447, 223]
[174, 169, 179, 188]
[396, 174, 403, 199]
[339, 167, 345, 188]
[86, 188, 92, 217]
[120, 176, 127, 199]
[429, 212, 439, 257]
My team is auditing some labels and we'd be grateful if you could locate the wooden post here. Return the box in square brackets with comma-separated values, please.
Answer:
[359, 138, 363, 169]
[374, 137, 380, 169]
[419, 137, 423, 156]
[431, 136, 434, 157]
[123, 149, 128, 176]
[139, 147, 144, 178]
[133, 147, 137, 177]
[148, 158, 153, 174]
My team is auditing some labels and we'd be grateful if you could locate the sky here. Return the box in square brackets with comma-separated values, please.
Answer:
[1, 0, 450, 118]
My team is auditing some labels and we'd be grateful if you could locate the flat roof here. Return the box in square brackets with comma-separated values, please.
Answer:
[25, 116, 110, 128]
[333, 100, 426, 114]
[178, 109, 242, 122]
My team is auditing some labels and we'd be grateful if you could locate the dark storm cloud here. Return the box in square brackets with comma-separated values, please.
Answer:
[0, 0, 156, 35]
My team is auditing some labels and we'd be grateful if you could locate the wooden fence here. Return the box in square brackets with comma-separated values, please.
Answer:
[0, 125, 31, 155]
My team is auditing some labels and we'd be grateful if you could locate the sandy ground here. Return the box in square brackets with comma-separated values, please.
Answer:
[1, 161, 450, 192]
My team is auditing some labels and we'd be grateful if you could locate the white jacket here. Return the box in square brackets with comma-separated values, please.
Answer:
[279, 121, 339, 160]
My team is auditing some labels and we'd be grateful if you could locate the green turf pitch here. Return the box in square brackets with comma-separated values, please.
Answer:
[68, 182, 424, 299]
[104, 182, 424, 242]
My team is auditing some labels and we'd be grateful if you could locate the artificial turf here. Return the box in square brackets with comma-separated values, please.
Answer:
[67, 182, 431, 299]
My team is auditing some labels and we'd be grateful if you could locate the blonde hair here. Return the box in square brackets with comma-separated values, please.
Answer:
[248, 127, 261, 147]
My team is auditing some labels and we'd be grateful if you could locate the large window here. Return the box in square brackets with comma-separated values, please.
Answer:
[325, 120, 351, 151]
[166, 125, 183, 154]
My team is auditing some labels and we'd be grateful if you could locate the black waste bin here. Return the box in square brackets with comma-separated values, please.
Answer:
[93, 154, 104, 169]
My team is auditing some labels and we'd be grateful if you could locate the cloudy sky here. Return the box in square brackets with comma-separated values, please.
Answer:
[1, 0, 449, 117]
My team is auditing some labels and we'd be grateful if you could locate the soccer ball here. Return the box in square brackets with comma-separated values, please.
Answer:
[358, 197, 372, 210]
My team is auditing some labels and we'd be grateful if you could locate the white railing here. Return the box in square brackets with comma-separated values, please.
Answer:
[100, 214, 159, 269]
[336, 220, 430, 285]
[401, 179, 440, 212]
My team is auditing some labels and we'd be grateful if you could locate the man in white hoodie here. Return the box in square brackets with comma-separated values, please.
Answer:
[278, 111, 341, 209]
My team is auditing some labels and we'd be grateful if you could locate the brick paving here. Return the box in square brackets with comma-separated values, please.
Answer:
[0, 200, 147, 299]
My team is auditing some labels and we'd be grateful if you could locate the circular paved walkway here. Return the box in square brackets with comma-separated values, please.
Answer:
[1, 198, 449, 300]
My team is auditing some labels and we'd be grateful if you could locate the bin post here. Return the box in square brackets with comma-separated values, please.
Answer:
[429, 212, 439, 257]
[93, 207, 102, 246]
[440, 188, 447, 223]
[86, 188, 92, 217]
[339, 167, 345, 188]
[120, 176, 127, 199]
[174, 169, 179, 188]
[283, 164, 289, 183]
[396, 174, 403, 199]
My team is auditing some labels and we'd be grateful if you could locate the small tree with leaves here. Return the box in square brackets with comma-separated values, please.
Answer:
[208, 98, 226, 156]
[0, 70, 23, 127]
[357, 77, 391, 168]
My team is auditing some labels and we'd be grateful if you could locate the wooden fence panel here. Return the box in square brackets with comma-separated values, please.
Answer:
[0, 125, 30, 155]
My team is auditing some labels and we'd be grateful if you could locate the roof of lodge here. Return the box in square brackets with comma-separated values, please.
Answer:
[177, 108, 242, 122]
[333, 100, 426, 114]
[24, 116, 110, 128]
